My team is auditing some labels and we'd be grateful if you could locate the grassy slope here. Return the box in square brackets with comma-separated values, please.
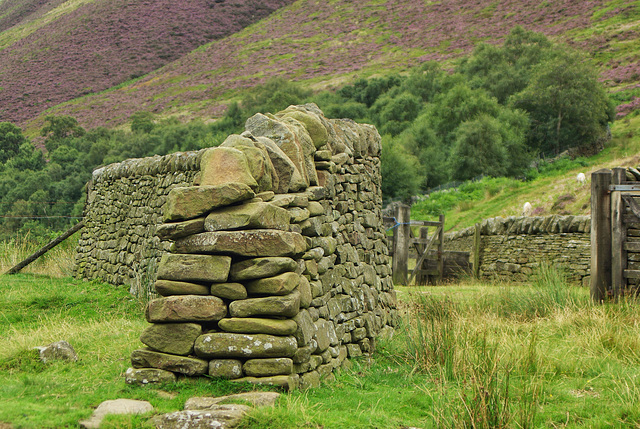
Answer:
[1, 274, 640, 428]
[0, 0, 295, 124]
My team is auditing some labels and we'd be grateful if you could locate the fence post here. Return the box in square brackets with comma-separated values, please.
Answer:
[611, 167, 626, 299]
[437, 214, 444, 283]
[473, 222, 481, 279]
[392, 204, 410, 286]
[591, 169, 612, 302]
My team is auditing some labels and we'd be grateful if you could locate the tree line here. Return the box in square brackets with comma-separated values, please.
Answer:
[0, 27, 614, 240]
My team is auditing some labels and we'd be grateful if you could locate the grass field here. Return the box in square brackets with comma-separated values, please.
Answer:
[1, 264, 640, 428]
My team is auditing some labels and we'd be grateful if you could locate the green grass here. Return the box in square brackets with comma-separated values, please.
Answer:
[2, 267, 640, 428]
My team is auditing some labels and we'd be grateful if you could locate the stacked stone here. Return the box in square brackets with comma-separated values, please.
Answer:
[444, 215, 591, 284]
[75, 151, 205, 298]
[125, 104, 397, 390]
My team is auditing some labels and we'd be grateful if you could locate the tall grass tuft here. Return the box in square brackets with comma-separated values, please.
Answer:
[0, 232, 77, 277]
[479, 263, 589, 320]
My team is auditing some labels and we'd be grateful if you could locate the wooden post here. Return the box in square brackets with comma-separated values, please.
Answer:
[437, 214, 445, 284]
[392, 204, 410, 286]
[5, 221, 85, 275]
[418, 227, 428, 285]
[611, 167, 626, 299]
[473, 222, 481, 279]
[590, 169, 612, 302]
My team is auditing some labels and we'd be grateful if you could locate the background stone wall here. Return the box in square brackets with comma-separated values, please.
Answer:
[445, 215, 591, 284]
[76, 104, 398, 390]
[75, 151, 206, 299]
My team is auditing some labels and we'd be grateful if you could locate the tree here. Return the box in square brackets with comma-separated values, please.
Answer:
[380, 137, 422, 200]
[41, 115, 86, 152]
[130, 111, 155, 133]
[459, 26, 554, 103]
[0, 122, 26, 163]
[510, 49, 616, 155]
[448, 115, 508, 181]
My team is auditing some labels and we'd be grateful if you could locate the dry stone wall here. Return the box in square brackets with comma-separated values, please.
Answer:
[75, 151, 207, 299]
[75, 104, 398, 390]
[445, 215, 591, 284]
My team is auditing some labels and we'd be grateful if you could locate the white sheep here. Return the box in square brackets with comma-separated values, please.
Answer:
[522, 201, 532, 216]
[577, 172, 586, 185]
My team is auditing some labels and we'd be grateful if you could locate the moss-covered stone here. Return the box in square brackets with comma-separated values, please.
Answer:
[140, 323, 202, 356]
[171, 230, 307, 257]
[243, 358, 293, 377]
[163, 183, 254, 222]
[156, 254, 231, 283]
[245, 272, 300, 296]
[218, 318, 297, 336]
[146, 295, 227, 323]
[194, 333, 297, 358]
[229, 257, 297, 281]
[131, 349, 208, 376]
[228, 290, 300, 318]
[204, 202, 291, 231]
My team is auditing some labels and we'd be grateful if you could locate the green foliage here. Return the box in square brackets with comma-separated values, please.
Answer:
[40, 115, 86, 152]
[380, 137, 422, 201]
[130, 111, 156, 133]
[240, 77, 312, 116]
[511, 48, 616, 155]
[0, 122, 26, 163]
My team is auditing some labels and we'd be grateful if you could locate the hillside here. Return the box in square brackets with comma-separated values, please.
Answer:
[10, 0, 639, 131]
[0, 0, 295, 124]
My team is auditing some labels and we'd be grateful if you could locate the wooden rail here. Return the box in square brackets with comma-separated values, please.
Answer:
[4, 221, 85, 275]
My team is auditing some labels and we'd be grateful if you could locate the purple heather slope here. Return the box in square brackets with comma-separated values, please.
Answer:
[0, 0, 295, 123]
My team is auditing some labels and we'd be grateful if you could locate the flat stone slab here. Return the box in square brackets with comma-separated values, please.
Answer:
[244, 358, 293, 377]
[204, 202, 291, 231]
[146, 295, 227, 323]
[163, 183, 255, 222]
[157, 254, 231, 283]
[194, 333, 297, 359]
[151, 405, 250, 429]
[185, 392, 281, 409]
[156, 217, 205, 240]
[210, 283, 247, 300]
[229, 257, 298, 281]
[79, 399, 153, 429]
[155, 280, 210, 296]
[218, 317, 297, 336]
[245, 272, 300, 296]
[228, 290, 300, 318]
[124, 367, 176, 385]
[131, 349, 208, 376]
[140, 323, 202, 356]
[171, 230, 307, 257]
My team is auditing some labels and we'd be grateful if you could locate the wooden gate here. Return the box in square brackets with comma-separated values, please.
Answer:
[591, 167, 640, 301]
[384, 204, 446, 285]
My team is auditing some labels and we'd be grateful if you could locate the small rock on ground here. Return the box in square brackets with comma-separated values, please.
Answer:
[36, 340, 78, 363]
[79, 399, 153, 429]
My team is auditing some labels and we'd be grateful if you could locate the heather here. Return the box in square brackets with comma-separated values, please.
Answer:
[0, 0, 295, 124]
[19, 0, 640, 131]
[0, 29, 616, 241]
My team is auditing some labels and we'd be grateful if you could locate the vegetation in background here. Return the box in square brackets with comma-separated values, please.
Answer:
[0, 27, 619, 241]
